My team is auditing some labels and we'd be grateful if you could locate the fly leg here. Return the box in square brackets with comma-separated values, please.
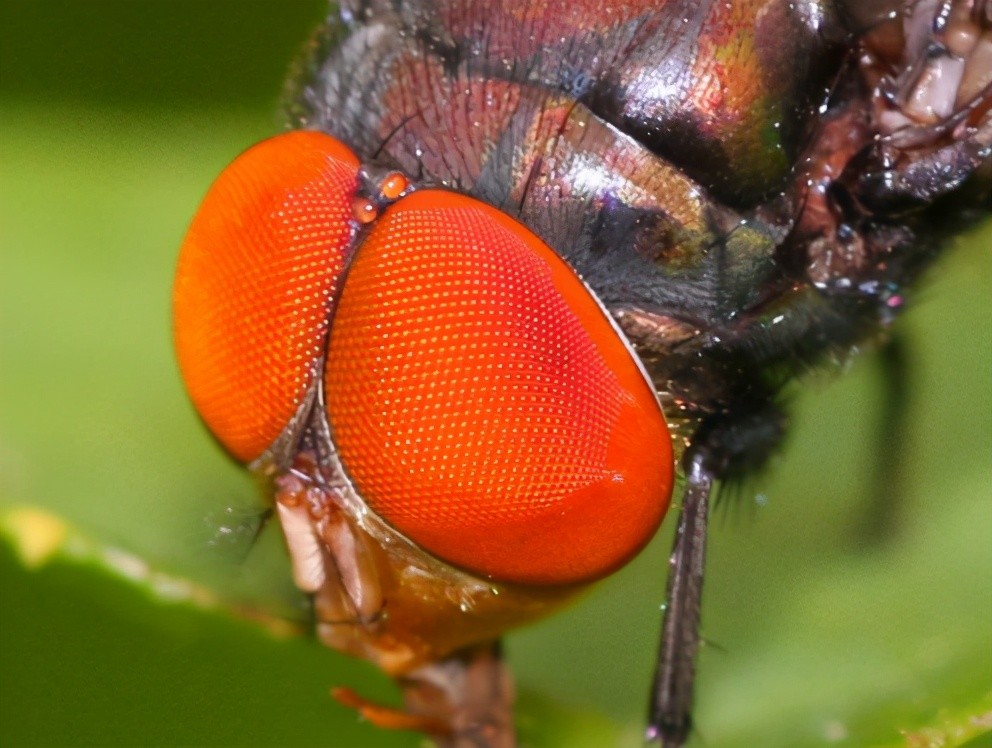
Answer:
[646, 452, 711, 747]
[860, 331, 910, 543]
[331, 641, 514, 748]
[647, 403, 786, 746]
[397, 642, 515, 748]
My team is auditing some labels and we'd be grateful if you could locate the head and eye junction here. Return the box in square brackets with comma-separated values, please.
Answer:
[173, 130, 676, 676]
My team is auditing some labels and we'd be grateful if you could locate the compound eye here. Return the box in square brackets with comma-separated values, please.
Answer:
[174, 131, 360, 462]
[325, 191, 674, 586]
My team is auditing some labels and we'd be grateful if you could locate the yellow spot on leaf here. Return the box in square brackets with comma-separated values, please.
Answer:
[2, 506, 68, 569]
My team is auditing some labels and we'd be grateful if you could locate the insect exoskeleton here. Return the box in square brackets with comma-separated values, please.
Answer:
[173, 129, 675, 671]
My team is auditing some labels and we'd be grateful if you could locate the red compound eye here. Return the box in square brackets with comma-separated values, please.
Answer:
[174, 131, 360, 462]
[325, 191, 674, 586]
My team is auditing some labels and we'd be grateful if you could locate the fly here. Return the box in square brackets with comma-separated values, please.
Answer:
[174, 1, 991, 746]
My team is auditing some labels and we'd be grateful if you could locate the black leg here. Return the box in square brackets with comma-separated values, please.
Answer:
[860, 331, 909, 543]
[647, 452, 712, 747]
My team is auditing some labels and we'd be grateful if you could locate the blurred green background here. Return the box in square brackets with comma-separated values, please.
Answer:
[1, 2, 990, 746]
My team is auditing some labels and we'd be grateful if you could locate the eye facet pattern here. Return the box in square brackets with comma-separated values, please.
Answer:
[325, 191, 673, 586]
[175, 132, 674, 587]
[174, 132, 360, 462]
